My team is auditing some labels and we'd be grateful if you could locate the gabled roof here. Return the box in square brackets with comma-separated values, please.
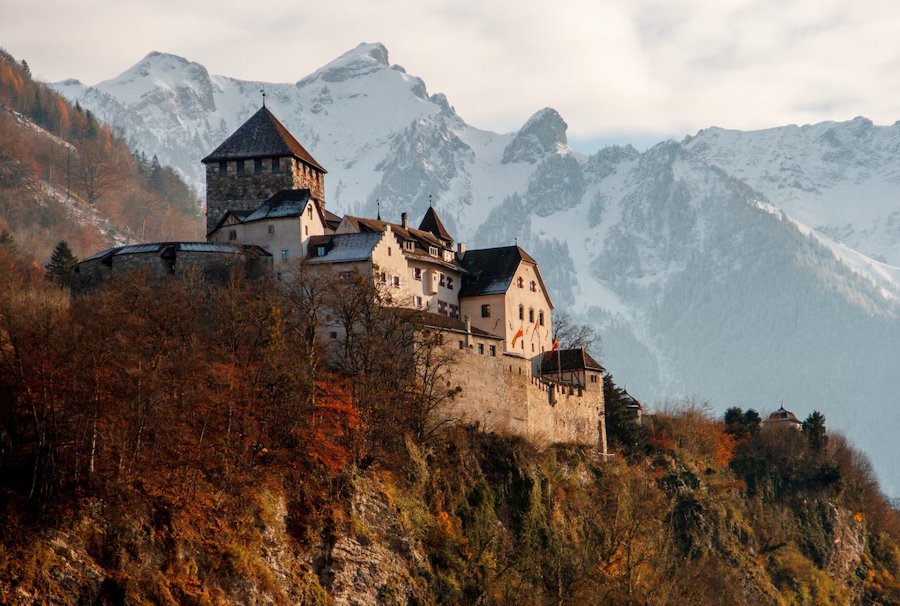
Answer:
[418, 206, 453, 243]
[540, 348, 604, 374]
[323, 209, 343, 231]
[201, 106, 327, 172]
[241, 189, 313, 223]
[459, 245, 549, 304]
[207, 209, 253, 236]
[338, 214, 458, 269]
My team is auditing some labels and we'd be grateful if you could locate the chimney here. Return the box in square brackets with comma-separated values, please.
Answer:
[401, 212, 408, 229]
[457, 242, 467, 259]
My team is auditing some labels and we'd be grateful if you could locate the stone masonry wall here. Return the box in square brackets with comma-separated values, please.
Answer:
[205, 158, 325, 234]
[73, 249, 272, 294]
[441, 347, 604, 449]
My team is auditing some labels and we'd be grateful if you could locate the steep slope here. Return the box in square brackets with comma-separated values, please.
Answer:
[51, 44, 900, 495]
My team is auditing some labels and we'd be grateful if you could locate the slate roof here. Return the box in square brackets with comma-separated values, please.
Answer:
[242, 189, 312, 223]
[201, 106, 327, 172]
[540, 348, 604, 374]
[458, 245, 544, 298]
[407, 310, 503, 340]
[307, 232, 382, 264]
[418, 206, 453, 243]
[340, 214, 458, 269]
[81, 242, 271, 263]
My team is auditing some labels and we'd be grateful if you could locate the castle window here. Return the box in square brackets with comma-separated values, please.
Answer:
[272, 158, 281, 173]
[393, 275, 400, 288]
[305, 225, 308, 236]
[254, 158, 263, 175]
[530, 281, 536, 292]
[404, 240, 414, 251]
[415, 296, 423, 307]
[438, 300, 447, 314]
[439, 273, 445, 287]
[449, 304, 458, 318]
[218, 161, 227, 177]
[459, 340, 464, 350]
[489, 345, 496, 357]
[517, 277, 524, 288]
[330, 331, 338, 339]
[236, 160, 245, 176]
[529, 308, 534, 323]
[413, 267, 422, 281]
[281, 250, 289, 260]
[268, 225, 275, 234]
[228, 230, 237, 241]
[539, 311, 545, 326]
[308, 206, 313, 219]
[478, 343, 485, 355]
[429, 246, 438, 257]
[317, 246, 326, 256]
[380, 272, 387, 284]
[446, 276, 454, 290]
[518, 305, 524, 320]
[481, 304, 491, 318]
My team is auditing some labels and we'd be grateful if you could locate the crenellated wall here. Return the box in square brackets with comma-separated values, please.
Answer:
[441, 346, 605, 450]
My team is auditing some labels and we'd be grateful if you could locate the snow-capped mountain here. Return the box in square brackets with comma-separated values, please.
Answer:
[52, 43, 900, 495]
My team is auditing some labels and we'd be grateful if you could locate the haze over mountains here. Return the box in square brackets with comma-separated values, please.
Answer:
[51, 43, 900, 495]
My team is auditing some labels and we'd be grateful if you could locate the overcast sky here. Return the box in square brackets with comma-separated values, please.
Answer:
[4, 0, 900, 150]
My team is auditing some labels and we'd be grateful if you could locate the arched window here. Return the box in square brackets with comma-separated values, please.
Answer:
[528, 308, 534, 323]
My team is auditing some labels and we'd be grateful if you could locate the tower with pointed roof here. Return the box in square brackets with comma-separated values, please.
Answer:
[202, 106, 327, 234]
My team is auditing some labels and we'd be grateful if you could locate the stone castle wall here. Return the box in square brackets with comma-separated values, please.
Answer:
[205, 158, 325, 234]
[441, 346, 604, 449]
[73, 247, 272, 294]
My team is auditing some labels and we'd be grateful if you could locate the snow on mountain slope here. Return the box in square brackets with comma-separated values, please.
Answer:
[51, 44, 900, 495]
[683, 119, 900, 266]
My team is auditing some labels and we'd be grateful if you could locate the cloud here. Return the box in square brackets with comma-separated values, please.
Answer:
[2, 0, 900, 142]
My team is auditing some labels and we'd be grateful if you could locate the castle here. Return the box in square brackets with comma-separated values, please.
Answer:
[74, 106, 606, 452]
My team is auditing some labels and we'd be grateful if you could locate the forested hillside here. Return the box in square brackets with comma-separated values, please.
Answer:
[1, 243, 899, 605]
[0, 49, 201, 264]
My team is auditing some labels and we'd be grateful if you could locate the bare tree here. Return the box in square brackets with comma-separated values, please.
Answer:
[552, 310, 600, 354]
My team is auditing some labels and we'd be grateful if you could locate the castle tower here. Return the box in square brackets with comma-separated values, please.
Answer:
[201, 106, 327, 234]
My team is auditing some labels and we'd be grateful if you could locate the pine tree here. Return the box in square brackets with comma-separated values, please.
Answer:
[802, 411, 828, 454]
[45, 240, 78, 288]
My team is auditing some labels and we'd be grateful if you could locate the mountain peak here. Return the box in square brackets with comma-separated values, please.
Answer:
[298, 42, 392, 87]
[502, 107, 568, 164]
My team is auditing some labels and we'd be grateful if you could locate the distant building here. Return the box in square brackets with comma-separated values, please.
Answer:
[763, 405, 803, 430]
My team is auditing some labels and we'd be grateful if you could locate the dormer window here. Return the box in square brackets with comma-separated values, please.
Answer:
[405, 241, 414, 251]
[272, 158, 281, 173]
[429, 246, 438, 257]
[317, 246, 326, 257]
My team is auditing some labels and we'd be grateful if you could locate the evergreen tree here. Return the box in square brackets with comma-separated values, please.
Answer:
[45, 240, 78, 288]
[603, 372, 647, 456]
[802, 411, 828, 454]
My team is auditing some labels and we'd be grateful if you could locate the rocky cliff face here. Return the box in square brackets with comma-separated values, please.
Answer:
[51, 44, 900, 495]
